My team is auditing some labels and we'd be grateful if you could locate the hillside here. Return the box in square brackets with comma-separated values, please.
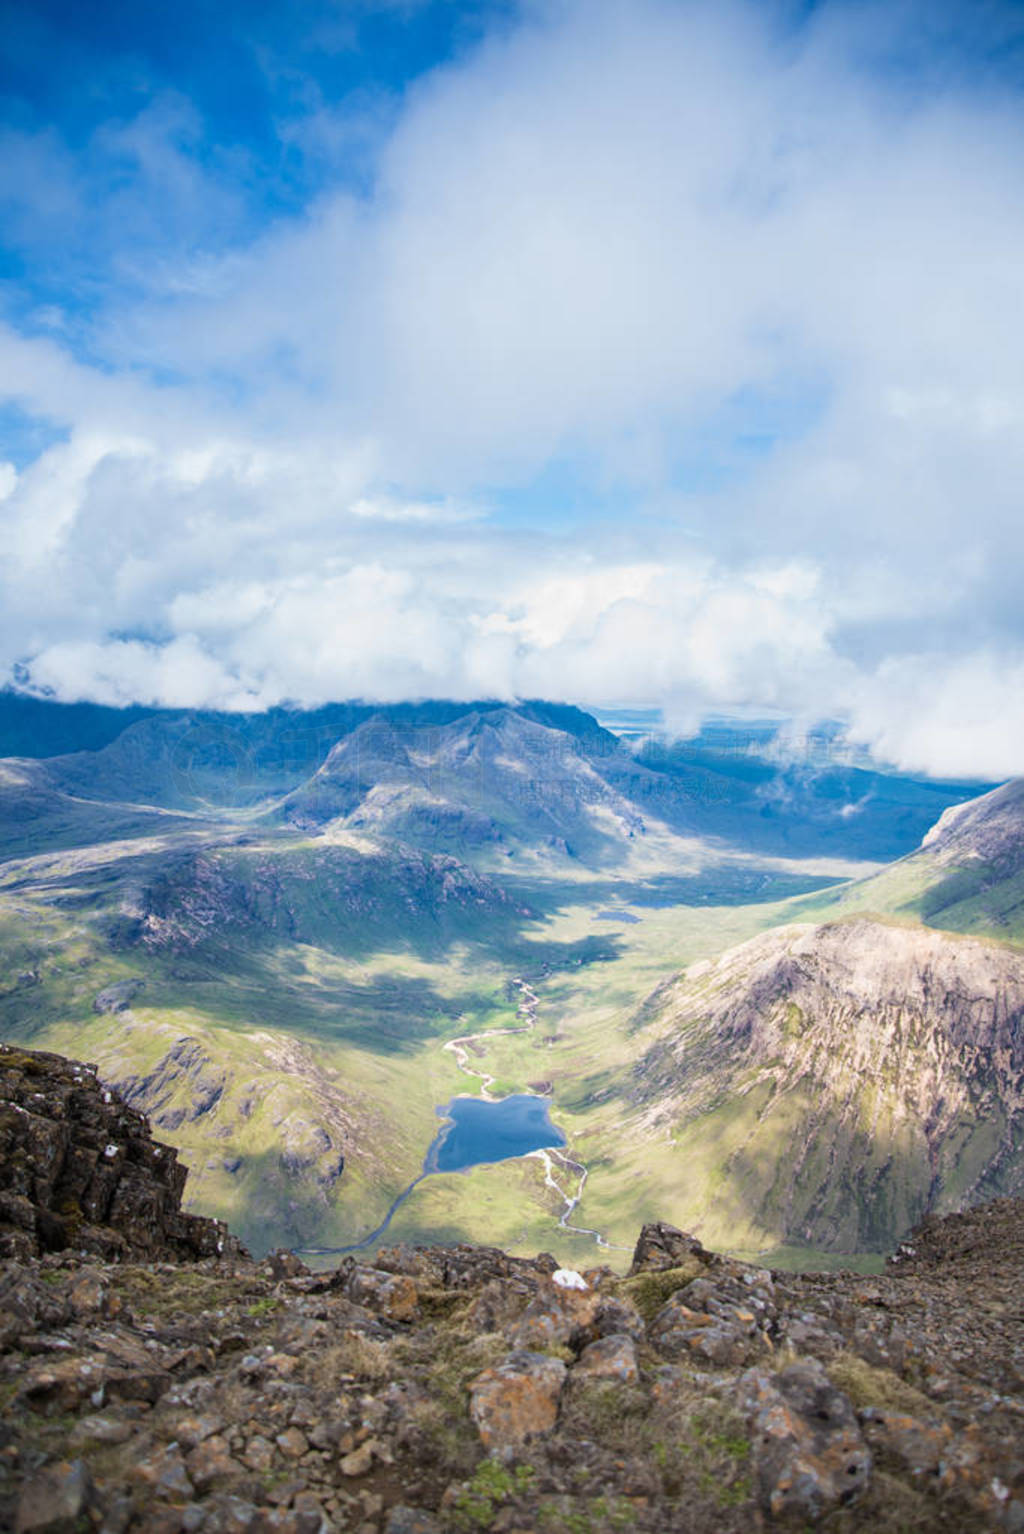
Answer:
[2, 1045, 1022, 1533]
[615, 918, 1024, 1255]
[277, 709, 654, 866]
[799, 777, 1024, 944]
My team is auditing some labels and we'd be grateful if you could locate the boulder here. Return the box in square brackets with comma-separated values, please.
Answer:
[469, 1350, 567, 1455]
[573, 1333, 639, 1384]
[628, 1221, 708, 1275]
[738, 1358, 872, 1520]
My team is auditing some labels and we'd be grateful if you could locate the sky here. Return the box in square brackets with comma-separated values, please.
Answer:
[2, 0, 1024, 777]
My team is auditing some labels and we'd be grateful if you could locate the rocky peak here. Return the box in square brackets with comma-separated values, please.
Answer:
[1, 1187, 1023, 1530]
[0, 1044, 244, 1264]
[921, 776, 1024, 870]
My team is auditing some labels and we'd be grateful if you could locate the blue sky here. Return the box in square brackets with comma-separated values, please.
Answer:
[2, 0, 1024, 776]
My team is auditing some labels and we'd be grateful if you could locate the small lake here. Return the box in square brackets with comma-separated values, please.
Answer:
[428, 1094, 566, 1173]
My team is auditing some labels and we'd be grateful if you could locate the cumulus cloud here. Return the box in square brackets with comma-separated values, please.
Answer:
[2, 0, 1024, 777]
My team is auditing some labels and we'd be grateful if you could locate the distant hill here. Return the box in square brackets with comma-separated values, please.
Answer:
[0, 692, 992, 869]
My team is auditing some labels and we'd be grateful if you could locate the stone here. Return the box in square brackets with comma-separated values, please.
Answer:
[185, 1435, 245, 1491]
[649, 1294, 758, 1368]
[133, 1444, 195, 1500]
[69, 1412, 134, 1447]
[275, 1427, 309, 1459]
[346, 1268, 419, 1323]
[68, 1272, 106, 1317]
[261, 1249, 309, 1281]
[574, 1333, 639, 1385]
[469, 1350, 567, 1455]
[628, 1222, 707, 1275]
[339, 1441, 375, 1477]
[860, 1408, 953, 1480]
[172, 1414, 226, 1451]
[385, 1508, 442, 1534]
[241, 1435, 275, 1472]
[16, 1458, 95, 1531]
[508, 1279, 598, 1349]
[20, 1354, 107, 1413]
[738, 1358, 872, 1520]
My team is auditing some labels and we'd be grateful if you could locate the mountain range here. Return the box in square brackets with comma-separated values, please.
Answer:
[0, 690, 1017, 1265]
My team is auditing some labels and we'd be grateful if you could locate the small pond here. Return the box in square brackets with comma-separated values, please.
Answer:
[427, 1093, 566, 1173]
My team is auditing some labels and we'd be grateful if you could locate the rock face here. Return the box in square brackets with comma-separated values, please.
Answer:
[630, 917, 1024, 1251]
[0, 1044, 244, 1263]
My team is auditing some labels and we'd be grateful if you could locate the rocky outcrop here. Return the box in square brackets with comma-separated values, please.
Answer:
[1, 1199, 1023, 1531]
[0, 1044, 244, 1263]
[630, 917, 1024, 1251]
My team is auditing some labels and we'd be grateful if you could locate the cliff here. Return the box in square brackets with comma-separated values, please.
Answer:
[0, 1043, 244, 1264]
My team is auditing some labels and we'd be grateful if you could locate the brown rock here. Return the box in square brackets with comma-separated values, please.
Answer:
[860, 1408, 953, 1480]
[739, 1358, 872, 1520]
[241, 1435, 275, 1472]
[132, 1445, 194, 1500]
[346, 1267, 419, 1322]
[67, 1271, 106, 1317]
[275, 1427, 309, 1459]
[469, 1350, 567, 1455]
[628, 1222, 707, 1275]
[16, 1458, 95, 1531]
[508, 1279, 598, 1349]
[185, 1434, 244, 1491]
[339, 1441, 376, 1477]
[574, 1333, 639, 1384]
[649, 1294, 760, 1368]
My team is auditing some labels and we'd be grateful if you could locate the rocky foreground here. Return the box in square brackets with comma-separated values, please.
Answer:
[2, 1045, 1024, 1532]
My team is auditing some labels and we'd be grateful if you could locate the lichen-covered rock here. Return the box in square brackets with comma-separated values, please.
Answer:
[345, 1266, 419, 1322]
[508, 1275, 598, 1348]
[739, 1358, 872, 1519]
[468, 1350, 567, 1455]
[573, 1333, 639, 1384]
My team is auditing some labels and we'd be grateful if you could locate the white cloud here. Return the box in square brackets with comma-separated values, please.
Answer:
[2, 0, 1024, 777]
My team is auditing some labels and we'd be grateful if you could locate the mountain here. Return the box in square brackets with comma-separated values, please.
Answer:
[3, 1043, 1023, 1533]
[621, 917, 1024, 1253]
[277, 707, 651, 864]
[801, 777, 1024, 944]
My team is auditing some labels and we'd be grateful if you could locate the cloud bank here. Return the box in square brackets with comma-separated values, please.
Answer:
[2, 0, 1024, 777]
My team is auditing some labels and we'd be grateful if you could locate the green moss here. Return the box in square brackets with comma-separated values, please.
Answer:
[452, 1461, 535, 1531]
[617, 1261, 705, 1320]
